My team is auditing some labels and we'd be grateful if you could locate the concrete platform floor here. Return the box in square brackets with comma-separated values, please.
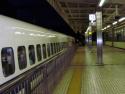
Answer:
[53, 46, 125, 94]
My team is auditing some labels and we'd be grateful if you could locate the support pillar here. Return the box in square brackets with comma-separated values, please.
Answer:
[111, 25, 114, 47]
[96, 12, 103, 65]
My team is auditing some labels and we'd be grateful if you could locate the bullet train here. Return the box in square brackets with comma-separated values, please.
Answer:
[0, 15, 74, 85]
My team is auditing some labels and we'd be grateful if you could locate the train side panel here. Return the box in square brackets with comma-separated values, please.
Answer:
[0, 15, 72, 85]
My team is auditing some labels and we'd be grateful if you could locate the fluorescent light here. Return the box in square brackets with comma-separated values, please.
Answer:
[102, 27, 107, 30]
[107, 25, 110, 28]
[118, 17, 125, 22]
[102, 25, 110, 30]
[104, 27, 106, 30]
[87, 26, 91, 31]
[85, 32, 88, 34]
[99, 0, 105, 7]
[112, 21, 117, 25]
[101, 29, 104, 31]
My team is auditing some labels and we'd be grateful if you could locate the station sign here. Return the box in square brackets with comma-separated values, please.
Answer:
[89, 14, 96, 22]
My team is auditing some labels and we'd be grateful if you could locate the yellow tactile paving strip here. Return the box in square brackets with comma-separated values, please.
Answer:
[53, 69, 74, 94]
[67, 48, 84, 94]
[53, 48, 84, 94]
[66, 68, 82, 94]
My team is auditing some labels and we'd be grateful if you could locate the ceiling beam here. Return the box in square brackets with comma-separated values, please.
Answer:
[59, 1, 97, 5]
[46, 0, 75, 31]
[69, 17, 88, 19]
[63, 7, 96, 10]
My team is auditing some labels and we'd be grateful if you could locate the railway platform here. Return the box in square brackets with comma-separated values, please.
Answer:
[53, 46, 125, 94]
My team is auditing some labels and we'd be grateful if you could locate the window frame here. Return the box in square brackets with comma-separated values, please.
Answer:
[42, 44, 47, 59]
[36, 44, 42, 62]
[28, 45, 36, 65]
[47, 43, 51, 57]
[51, 43, 54, 55]
[17, 46, 27, 70]
[1, 47, 15, 77]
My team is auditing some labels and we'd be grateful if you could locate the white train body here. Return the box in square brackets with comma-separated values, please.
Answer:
[0, 15, 73, 85]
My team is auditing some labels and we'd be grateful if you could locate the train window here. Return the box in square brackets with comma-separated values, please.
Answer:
[42, 44, 47, 59]
[29, 45, 36, 65]
[58, 43, 60, 52]
[57, 43, 59, 52]
[36, 44, 42, 61]
[58, 43, 59, 52]
[61, 43, 63, 50]
[56, 43, 58, 52]
[60, 43, 61, 51]
[47, 43, 51, 57]
[61, 42, 63, 50]
[18, 46, 27, 70]
[54, 43, 56, 53]
[60, 43, 62, 50]
[59, 43, 61, 51]
[1, 47, 15, 77]
[63, 42, 65, 48]
[51, 43, 54, 55]
[52, 43, 55, 54]
[57, 43, 58, 52]
[53, 43, 55, 54]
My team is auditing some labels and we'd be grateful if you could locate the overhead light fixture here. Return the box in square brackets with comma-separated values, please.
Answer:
[99, 0, 106, 7]
[85, 31, 88, 34]
[104, 27, 107, 30]
[112, 21, 118, 25]
[101, 29, 104, 31]
[118, 17, 125, 22]
[106, 25, 111, 28]
[102, 27, 107, 30]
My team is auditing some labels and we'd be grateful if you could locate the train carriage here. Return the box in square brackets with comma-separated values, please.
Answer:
[0, 15, 74, 86]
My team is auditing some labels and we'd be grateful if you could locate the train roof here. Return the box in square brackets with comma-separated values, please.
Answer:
[0, 15, 69, 38]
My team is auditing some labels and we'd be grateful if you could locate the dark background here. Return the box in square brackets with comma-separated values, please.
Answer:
[0, 0, 76, 37]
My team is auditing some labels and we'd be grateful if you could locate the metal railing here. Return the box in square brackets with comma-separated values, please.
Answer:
[0, 46, 76, 94]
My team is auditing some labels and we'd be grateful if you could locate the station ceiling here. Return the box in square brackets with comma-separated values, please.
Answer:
[47, 0, 125, 33]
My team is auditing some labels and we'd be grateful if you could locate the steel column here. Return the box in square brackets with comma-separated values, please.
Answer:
[96, 12, 103, 65]
[111, 25, 114, 47]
